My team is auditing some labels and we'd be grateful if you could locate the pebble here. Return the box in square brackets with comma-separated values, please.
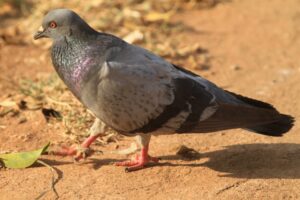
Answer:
[18, 117, 27, 124]
[175, 145, 201, 159]
[230, 64, 241, 71]
[278, 69, 292, 76]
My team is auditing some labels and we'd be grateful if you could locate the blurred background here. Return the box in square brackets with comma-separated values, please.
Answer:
[0, 0, 222, 141]
[1, 0, 300, 199]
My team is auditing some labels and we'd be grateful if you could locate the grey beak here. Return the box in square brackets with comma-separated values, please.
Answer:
[33, 29, 47, 40]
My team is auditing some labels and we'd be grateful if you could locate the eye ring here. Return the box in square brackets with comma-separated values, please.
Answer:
[49, 21, 57, 28]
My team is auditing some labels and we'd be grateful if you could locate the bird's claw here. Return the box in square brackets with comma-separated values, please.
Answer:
[50, 144, 95, 162]
[116, 154, 160, 172]
[73, 146, 91, 162]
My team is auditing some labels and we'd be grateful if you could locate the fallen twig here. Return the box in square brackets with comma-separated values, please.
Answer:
[35, 160, 60, 200]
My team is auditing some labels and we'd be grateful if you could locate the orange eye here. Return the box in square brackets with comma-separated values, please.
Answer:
[49, 21, 57, 28]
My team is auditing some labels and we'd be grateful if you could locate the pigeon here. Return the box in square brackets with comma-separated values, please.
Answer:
[34, 9, 294, 172]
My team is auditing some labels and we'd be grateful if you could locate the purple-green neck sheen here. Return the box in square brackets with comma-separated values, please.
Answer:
[51, 38, 97, 98]
[50, 32, 124, 100]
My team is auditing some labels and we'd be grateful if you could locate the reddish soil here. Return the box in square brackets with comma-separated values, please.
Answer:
[1, 0, 300, 199]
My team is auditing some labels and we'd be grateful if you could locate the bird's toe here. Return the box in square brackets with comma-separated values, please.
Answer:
[50, 145, 94, 162]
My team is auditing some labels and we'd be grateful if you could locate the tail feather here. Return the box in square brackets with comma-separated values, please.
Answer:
[227, 91, 294, 136]
[190, 104, 285, 133]
[188, 93, 295, 136]
[225, 90, 276, 110]
[246, 114, 295, 136]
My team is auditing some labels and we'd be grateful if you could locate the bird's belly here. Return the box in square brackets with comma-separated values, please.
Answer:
[82, 78, 164, 133]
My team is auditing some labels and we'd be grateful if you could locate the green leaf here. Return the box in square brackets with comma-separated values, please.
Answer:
[0, 143, 50, 169]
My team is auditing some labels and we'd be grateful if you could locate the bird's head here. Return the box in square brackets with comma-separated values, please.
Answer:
[34, 9, 96, 41]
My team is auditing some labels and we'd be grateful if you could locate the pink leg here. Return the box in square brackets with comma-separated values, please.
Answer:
[115, 145, 160, 172]
[51, 135, 100, 161]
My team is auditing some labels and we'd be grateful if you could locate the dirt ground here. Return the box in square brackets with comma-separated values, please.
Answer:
[1, 0, 300, 199]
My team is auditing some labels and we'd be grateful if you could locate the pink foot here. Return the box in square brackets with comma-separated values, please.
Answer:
[50, 135, 100, 161]
[51, 144, 91, 161]
[115, 147, 160, 172]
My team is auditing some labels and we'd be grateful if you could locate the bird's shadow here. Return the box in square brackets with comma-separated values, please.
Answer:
[38, 143, 300, 179]
[109, 143, 300, 179]
[159, 143, 300, 179]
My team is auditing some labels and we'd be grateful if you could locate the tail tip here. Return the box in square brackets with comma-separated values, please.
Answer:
[248, 114, 295, 137]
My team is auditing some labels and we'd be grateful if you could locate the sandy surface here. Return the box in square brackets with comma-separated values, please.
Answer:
[1, 0, 300, 199]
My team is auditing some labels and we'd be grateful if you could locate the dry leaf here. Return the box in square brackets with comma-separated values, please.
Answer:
[123, 30, 144, 44]
[177, 43, 205, 57]
[0, 100, 17, 107]
[144, 11, 174, 22]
